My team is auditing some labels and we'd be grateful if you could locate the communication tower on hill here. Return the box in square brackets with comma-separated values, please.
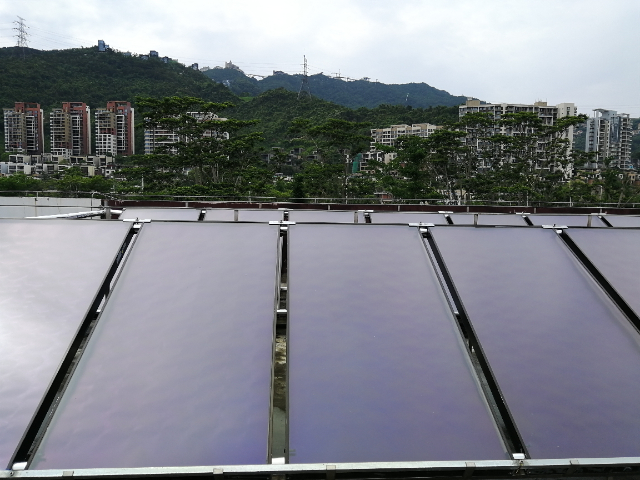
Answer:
[298, 56, 312, 100]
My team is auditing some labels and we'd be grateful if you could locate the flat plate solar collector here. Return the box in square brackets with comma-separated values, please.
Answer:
[0, 220, 131, 469]
[31, 223, 280, 469]
[431, 227, 640, 459]
[287, 224, 507, 464]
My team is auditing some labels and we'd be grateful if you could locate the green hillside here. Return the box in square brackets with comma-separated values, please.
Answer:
[0, 46, 237, 111]
[225, 88, 460, 147]
[204, 68, 467, 109]
[0, 46, 461, 153]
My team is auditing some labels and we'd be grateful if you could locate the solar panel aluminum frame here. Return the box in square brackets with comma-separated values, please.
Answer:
[8, 222, 137, 470]
[5, 457, 640, 479]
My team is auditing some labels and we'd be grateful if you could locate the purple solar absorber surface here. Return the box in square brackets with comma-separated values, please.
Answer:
[568, 229, 640, 317]
[288, 224, 507, 464]
[431, 227, 640, 459]
[369, 212, 448, 224]
[288, 210, 357, 223]
[121, 208, 201, 221]
[0, 220, 131, 469]
[31, 223, 279, 469]
[527, 215, 606, 227]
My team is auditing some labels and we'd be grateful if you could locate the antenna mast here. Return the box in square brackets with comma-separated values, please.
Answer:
[298, 55, 312, 99]
[13, 16, 29, 58]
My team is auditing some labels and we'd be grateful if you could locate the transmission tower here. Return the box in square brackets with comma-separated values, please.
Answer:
[298, 55, 312, 100]
[13, 16, 29, 58]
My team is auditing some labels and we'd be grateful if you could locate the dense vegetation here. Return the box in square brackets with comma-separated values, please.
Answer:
[225, 88, 460, 147]
[0, 46, 236, 111]
[2, 45, 638, 206]
[204, 68, 468, 109]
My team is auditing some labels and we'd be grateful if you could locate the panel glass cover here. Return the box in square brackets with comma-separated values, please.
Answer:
[477, 214, 527, 226]
[369, 211, 448, 224]
[238, 209, 283, 222]
[204, 208, 236, 221]
[602, 215, 640, 227]
[0, 220, 131, 468]
[288, 210, 357, 223]
[32, 223, 279, 469]
[448, 213, 476, 224]
[431, 227, 640, 458]
[288, 224, 507, 463]
[527, 215, 605, 227]
[121, 207, 201, 221]
[568, 228, 640, 317]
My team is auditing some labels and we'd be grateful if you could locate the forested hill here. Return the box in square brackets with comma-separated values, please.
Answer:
[203, 68, 467, 109]
[0, 47, 237, 110]
[225, 88, 460, 146]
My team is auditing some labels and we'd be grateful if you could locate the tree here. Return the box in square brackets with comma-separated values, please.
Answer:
[134, 96, 271, 196]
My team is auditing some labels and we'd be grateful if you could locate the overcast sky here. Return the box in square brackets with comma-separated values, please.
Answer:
[2, 0, 639, 116]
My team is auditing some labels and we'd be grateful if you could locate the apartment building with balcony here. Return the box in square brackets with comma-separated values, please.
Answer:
[144, 113, 227, 154]
[95, 101, 135, 156]
[3, 102, 45, 154]
[361, 123, 442, 173]
[458, 99, 577, 176]
[50, 102, 92, 158]
[585, 109, 632, 169]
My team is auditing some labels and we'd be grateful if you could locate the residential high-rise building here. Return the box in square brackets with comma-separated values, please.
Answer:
[50, 102, 91, 158]
[3, 102, 45, 154]
[95, 101, 135, 156]
[585, 109, 632, 169]
[458, 99, 577, 176]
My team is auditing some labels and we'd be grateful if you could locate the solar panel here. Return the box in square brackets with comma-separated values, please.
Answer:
[448, 213, 475, 224]
[477, 214, 527, 226]
[0, 220, 131, 468]
[431, 227, 640, 459]
[567, 229, 640, 317]
[288, 224, 507, 463]
[31, 223, 280, 469]
[121, 207, 201, 221]
[527, 215, 606, 227]
[203, 208, 236, 221]
[601, 215, 640, 227]
[288, 210, 357, 223]
[238, 209, 284, 222]
[369, 212, 448, 224]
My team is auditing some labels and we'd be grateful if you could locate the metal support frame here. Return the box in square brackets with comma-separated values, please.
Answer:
[4, 457, 640, 479]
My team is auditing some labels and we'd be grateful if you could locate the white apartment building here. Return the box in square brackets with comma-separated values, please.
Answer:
[370, 123, 442, 148]
[144, 113, 228, 154]
[458, 99, 577, 177]
[362, 123, 442, 172]
[585, 109, 632, 169]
